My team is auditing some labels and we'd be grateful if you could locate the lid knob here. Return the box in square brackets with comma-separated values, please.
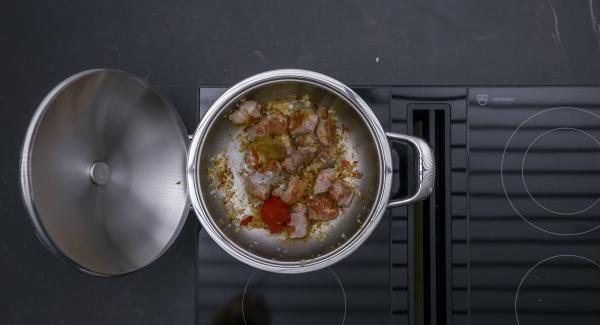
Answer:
[89, 161, 110, 186]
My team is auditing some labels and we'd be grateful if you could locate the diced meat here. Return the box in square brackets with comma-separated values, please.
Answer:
[311, 148, 335, 170]
[248, 113, 288, 138]
[316, 106, 333, 146]
[295, 132, 319, 146]
[272, 176, 307, 205]
[287, 203, 308, 238]
[244, 147, 261, 169]
[307, 195, 338, 221]
[289, 108, 318, 136]
[246, 172, 274, 200]
[241, 100, 262, 118]
[245, 161, 280, 200]
[314, 168, 337, 194]
[229, 110, 247, 125]
[328, 180, 354, 207]
[260, 160, 281, 173]
[276, 133, 295, 155]
[229, 100, 261, 125]
[282, 146, 318, 172]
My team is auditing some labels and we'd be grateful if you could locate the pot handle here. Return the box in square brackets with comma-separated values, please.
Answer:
[385, 132, 435, 208]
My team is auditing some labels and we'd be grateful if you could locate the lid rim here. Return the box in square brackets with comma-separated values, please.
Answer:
[20, 69, 190, 276]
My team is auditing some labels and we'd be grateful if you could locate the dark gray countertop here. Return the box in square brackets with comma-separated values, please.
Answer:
[1, 0, 600, 324]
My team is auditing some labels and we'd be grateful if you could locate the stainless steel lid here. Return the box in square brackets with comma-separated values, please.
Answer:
[20, 69, 190, 276]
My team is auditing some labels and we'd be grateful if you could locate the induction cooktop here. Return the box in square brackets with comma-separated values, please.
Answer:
[195, 86, 600, 325]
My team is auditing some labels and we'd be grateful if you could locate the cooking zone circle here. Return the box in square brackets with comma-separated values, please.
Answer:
[515, 255, 600, 325]
[242, 267, 346, 325]
[522, 128, 600, 215]
[501, 107, 600, 235]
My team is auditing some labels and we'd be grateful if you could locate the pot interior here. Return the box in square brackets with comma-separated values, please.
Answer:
[194, 79, 386, 267]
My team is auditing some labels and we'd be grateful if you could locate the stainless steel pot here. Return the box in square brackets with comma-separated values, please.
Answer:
[20, 69, 434, 276]
[188, 69, 435, 273]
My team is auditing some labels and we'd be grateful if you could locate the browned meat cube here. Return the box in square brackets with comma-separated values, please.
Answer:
[248, 113, 288, 138]
[276, 133, 295, 155]
[308, 195, 338, 221]
[311, 148, 335, 170]
[272, 176, 307, 205]
[316, 106, 333, 146]
[295, 132, 319, 147]
[328, 180, 354, 207]
[289, 108, 318, 136]
[282, 146, 318, 172]
[245, 161, 281, 200]
[314, 168, 337, 194]
[229, 100, 261, 125]
[287, 203, 308, 238]
[244, 147, 262, 169]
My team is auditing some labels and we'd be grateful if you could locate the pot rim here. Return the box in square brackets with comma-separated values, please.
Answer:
[187, 69, 393, 273]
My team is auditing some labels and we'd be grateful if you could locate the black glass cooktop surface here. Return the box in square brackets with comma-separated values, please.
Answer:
[195, 85, 600, 325]
[468, 87, 600, 325]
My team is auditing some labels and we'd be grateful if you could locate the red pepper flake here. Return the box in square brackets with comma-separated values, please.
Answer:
[341, 160, 350, 168]
[240, 215, 253, 226]
[260, 196, 290, 233]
